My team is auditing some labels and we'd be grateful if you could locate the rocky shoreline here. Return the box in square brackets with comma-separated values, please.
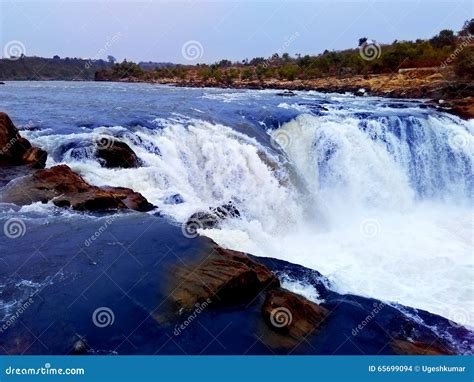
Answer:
[98, 70, 474, 120]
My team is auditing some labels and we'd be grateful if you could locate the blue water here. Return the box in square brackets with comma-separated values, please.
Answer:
[0, 81, 473, 354]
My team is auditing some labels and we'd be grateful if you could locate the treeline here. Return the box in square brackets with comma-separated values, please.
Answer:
[0, 56, 113, 81]
[97, 19, 473, 83]
[0, 56, 174, 81]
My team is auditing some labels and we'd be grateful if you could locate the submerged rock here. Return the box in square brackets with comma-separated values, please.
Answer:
[0, 164, 155, 212]
[262, 288, 328, 343]
[95, 137, 139, 168]
[184, 201, 240, 233]
[164, 193, 184, 205]
[0, 112, 47, 168]
[171, 243, 280, 309]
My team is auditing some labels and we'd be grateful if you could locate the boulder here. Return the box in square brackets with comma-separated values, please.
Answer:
[0, 164, 155, 212]
[171, 243, 280, 309]
[262, 288, 328, 343]
[95, 137, 139, 168]
[184, 201, 240, 234]
[391, 339, 453, 355]
[0, 112, 47, 168]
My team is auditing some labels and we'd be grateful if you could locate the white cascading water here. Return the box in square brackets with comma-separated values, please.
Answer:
[26, 111, 474, 326]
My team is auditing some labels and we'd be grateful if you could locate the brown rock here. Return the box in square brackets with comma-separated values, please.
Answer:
[0, 112, 47, 168]
[0, 164, 155, 212]
[171, 244, 280, 309]
[96, 138, 139, 168]
[391, 339, 453, 355]
[262, 288, 328, 345]
[101, 186, 154, 211]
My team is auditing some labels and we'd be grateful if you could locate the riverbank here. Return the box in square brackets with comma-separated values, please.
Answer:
[97, 69, 474, 119]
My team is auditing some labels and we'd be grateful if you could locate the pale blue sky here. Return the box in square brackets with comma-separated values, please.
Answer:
[1, 0, 472, 63]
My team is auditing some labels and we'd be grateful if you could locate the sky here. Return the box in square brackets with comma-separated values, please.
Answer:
[1, 0, 472, 64]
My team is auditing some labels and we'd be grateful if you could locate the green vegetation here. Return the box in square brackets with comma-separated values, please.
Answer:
[1, 20, 472, 83]
[94, 19, 472, 84]
[0, 56, 111, 80]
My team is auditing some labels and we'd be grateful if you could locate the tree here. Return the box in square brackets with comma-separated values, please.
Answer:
[430, 30, 455, 48]
[358, 37, 368, 46]
[53, 55, 60, 60]
[460, 19, 474, 36]
[107, 55, 117, 64]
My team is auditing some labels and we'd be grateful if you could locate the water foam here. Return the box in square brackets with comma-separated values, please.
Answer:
[27, 109, 473, 326]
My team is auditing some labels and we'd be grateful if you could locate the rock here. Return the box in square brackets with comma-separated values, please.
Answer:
[171, 243, 280, 309]
[71, 337, 89, 355]
[164, 193, 184, 205]
[0, 112, 47, 168]
[262, 288, 328, 344]
[0, 164, 155, 212]
[184, 201, 240, 234]
[276, 90, 296, 97]
[391, 339, 453, 355]
[95, 137, 139, 168]
[101, 186, 155, 211]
